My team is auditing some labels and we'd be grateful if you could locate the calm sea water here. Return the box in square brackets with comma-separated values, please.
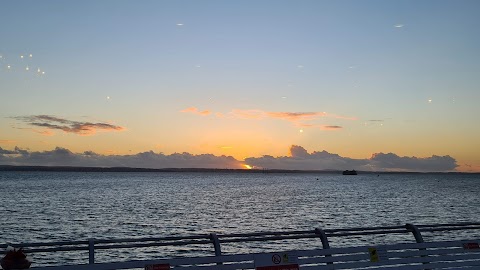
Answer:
[1, 171, 479, 266]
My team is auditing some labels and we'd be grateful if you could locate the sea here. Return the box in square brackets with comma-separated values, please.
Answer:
[1, 171, 479, 267]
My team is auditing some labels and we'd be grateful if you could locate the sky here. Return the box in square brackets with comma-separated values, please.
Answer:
[1, 0, 479, 172]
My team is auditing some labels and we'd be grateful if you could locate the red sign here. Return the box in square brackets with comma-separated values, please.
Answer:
[145, 263, 170, 270]
[256, 264, 300, 270]
[463, 242, 480, 250]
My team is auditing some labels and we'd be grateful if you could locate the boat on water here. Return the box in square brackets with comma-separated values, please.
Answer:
[342, 170, 357, 175]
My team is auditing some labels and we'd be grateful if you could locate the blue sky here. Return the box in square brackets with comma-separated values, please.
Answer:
[1, 0, 479, 171]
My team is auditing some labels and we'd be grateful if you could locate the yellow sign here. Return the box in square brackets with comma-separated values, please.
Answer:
[368, 248, 379, 262]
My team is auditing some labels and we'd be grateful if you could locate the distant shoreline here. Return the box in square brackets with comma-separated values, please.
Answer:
[0, 165, 477, 174]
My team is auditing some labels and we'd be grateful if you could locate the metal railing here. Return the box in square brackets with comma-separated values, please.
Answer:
[2, 222, 480, 266]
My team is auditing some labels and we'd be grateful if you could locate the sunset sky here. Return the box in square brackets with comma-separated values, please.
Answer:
[1, 0, 479, 172]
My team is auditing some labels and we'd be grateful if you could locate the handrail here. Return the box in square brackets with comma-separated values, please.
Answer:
[1, 222, 479, 266]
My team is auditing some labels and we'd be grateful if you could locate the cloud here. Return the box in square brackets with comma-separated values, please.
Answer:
[182, 107, 354, 131]
[0, 147, 16, 155]
[0, 140, 16, 144]
[321, 125, 342, 130]
[0, 147, 243, 169]
[369, 153, 457, 171]
[266, 112, 325, 121]
[231, 109, 356, 123]
[13, 115, 125, 136]
[0, 146, 459, 172]
[180, 107, 211, 116]
[298, 124, 343, 130]
[246, 145, 368, 171]
[182, 107, 355, 122]
[245, 145, 458, 172]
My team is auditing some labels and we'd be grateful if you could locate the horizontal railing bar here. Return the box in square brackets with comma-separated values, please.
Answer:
[94, 234, 211, 244]
[24, 246, 90, 253]
[0, 240, 90, 249]
[416, 222, 480, 228]
[219, 226, 408, 238]
[422, 226, 480, 232]
[218, 230, 314, 238]
[23, 240, 216, 253]
[1, 236, 213, 250]
[324, 225, 407, 233]
[220, 234, 320, 243]
[95, 240, 214, 250]
[326, 229, 409, 237]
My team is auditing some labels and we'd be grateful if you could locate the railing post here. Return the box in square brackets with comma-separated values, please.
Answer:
[88, 238, 95, 264]
[209, 233, 222, 256]
[315, 228, 333, 265]
[314, 228, 330, 249]
[406, 223, 429, 268]
[209, 233, 222, 265]
[406, 223, 424, 243]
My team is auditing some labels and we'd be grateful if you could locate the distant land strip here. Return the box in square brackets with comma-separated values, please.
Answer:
[0, 165, 477, 174]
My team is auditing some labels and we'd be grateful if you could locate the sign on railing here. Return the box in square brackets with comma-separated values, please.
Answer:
[144, 263, 170, 270]
[254, 251, 299, 270]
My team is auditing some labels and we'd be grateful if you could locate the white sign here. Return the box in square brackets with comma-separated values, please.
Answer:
[254, 251, 299, 268]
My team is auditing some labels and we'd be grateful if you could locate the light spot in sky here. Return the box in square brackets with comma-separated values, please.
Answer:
[394, 24, 404, 28]
[349, 66, 356, 69]
[176, 23, 184, 26]
[195, 65, 201, 68]
[428, 99, 432, 103]
[20, 55, 24, 59]
[7, 65, 11, 69]
[297, 65, 304, 68]
[41, 71, 45, 75]
[29, 54, 33, 58]
[37, 68, 41, 73]
[299, 129, 304, 133]
[244, 164, 252, 169]
[106, 96, 111, 100]
[25, 66, 29, 71]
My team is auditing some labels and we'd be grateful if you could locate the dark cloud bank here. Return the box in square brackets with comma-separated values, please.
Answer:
[245, 145, 457, 172]
[0, 145, 457, 172]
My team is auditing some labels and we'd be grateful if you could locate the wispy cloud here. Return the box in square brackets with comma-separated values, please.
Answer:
[180, 107, 211, 116]
[321, 125, 342, 130]
[298, 123, 343, 130]
[182, 107, 355, 131]
[230, 110, 328, 122]
[13, 115, 125, 136]
[266, 112, 325, 121]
